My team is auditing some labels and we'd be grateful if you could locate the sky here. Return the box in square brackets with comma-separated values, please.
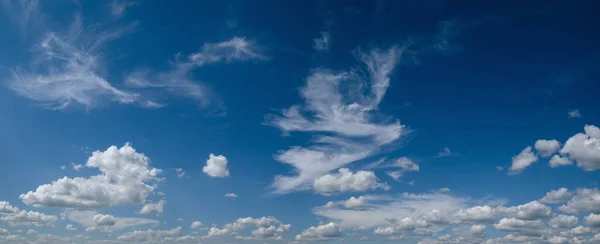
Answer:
[0, 0, 599, 243]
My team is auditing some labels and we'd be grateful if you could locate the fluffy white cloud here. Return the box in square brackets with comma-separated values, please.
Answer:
[455, 205, 496, 223]
[313, 31, 330, 51]
[343, 196, 367, 209]
[139, 200, 165, 215]
[68, 210, 157, 231]
[190, 221, 202, 229]
[20, 143, 162, 209]
[509, 146, 538, 174]
[559, 125, 600, 171]
[496, 201, 552, 220]
[534, 139, 561, 157]
[570, 225, 591, 235]
[66, 224, 77, 231]
[548, 214, 578, 229]
[549, 155, 573, 168]
[468, 224, 486, 236]
[0, 201, 18, 214]
[207, 216, 290, 240]
[225, 193, 237, 198]
[202, 154, 229, 177]
[547, 236, 568, 244]
[558, 188, 600, 213]
[0, 209, 57, 226]
[0, 228, 8, 235]
[295, 222, 341, 241]
[93, 214, 116, 226]
[264, 46, 405, 194]
[493, 218, 543, 235]
[313, 168, 389, 194]
[541, 188, 573, 204]
[584, 213, 600, 227]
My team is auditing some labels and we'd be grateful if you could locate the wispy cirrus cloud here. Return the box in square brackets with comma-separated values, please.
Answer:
[125, 37, 267, 114]
[265, 46, 405, 194]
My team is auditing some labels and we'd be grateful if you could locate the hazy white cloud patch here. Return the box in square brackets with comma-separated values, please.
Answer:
[508, 146, 538, 175]
[265, 46, 405, 194]
[68, 210, 158, 232]
[568, 109, 581, 118]
[313, 31, 331, 51]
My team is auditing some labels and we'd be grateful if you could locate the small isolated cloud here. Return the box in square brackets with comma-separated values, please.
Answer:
[190, 221, 202, 229]
[175, 168, 186, 178]
[66, 224, 77, 231]
[93, 214, 116, 226]
[509, 146, 538, 175]
[71, 162, 83, 171]
[343, 196, 367, 209]
[203, 154, 230, 178]
[559, 124, 600, 171]
[568, 109, 581, 118]
[109, 0, 136, 19]
[68, 210, 157, 232]
[313, 31, 331, 51]
[434, 147, 456, 158]
[225, 193, 237, 198]
[386, 157, 420, 181]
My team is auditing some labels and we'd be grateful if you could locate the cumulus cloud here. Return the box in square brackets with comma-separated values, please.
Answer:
[68, 210, 157, 232]
[313, 168, 389, 195]
[541, 188, 573, 204]
[117, 227, 182, 242]
[206, 216, 290, 240]
[493, 218, 543, 236]
[265, 46, 405, 194]
[559, 125, 600, 171]
[313, 31, 331, 51]
[585, 213, 600, 227]
[570, 225, 591, 235]
[568, 109, 581, 118]
[66, 224, 77, 231]
[202, 154, 230, 177]
[343, 196, 367, 209]
[295, 222, 341, 241]
[558, 188, 600, 213]
[468, 224, 486, 236]
[93, 214, 116, 226]
[225, 193, 237, 198]
[0, 209, 57, 226]
[548, 214, 578, 229]
[20, 143, 162, 209]
[509, 146, 538, 174]
[549, 155, 573, 168]
[455, 205, 497, 223]
[139, 200, 165, 215]
[534, 139, 561, 157]
[496, 200, 552, 220]
[190, 221, 202, 229]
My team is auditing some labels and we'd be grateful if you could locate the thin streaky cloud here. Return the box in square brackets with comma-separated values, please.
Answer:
[313, 31, 331, 51]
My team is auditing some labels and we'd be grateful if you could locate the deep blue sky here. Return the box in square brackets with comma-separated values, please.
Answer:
[0, 0, 599, 243]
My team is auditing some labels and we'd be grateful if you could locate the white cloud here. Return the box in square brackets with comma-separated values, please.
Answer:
[20, 143, 162, 208]
[202, 154, 229, 177]
[558, 188, 600, 213]
[323, 201, 335, 208]
[509, 146, 538, 174]
[568, 109, 581, 118]
[175, 168, 186, 178]
[534, 139, 561, 157]
[584, 213, 600, 227]
[109, 0, 136, 19]
[117, 227, 182, 242]
[434, 147, 455, 158]
[66, 224, 77, 231]
[548, 236, 568, 244]
[541, 188, 573, 204]
[125, 37, 266, 111]
[225, 193, 237, 198]
[496, 200, 552, 220]
[8, 14, 145, 110]
[190, 221, 202, 229]
[570, 225, 591, 235]
[468, 224, 486, 236]
[139, 200, 165, 215]
[455, 206, 497, 223]
[67, 210, 158, 232]
[0, 209, 57, 226]
[206, 216, 290, 240]
[549, 155, 573, 168]
[71, 162, 83, 171]
[264, 46, 405, 194]
[313, 31, 331, 51]
[0, 201, 19, 214]
[559, 125, 600, 171]
[93, 214, 116, 226]
[315, 193, 467, 229]
[493, 218, 543, 235]
[313, 168, 389, 195]
[343, 196, 367, 209]
[295, 222, 341, 241]
[548, 215, 578, 229]
[27, 229, 37, 235]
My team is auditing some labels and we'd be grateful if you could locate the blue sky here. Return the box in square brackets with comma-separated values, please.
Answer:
[0, 0, 600, 243]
